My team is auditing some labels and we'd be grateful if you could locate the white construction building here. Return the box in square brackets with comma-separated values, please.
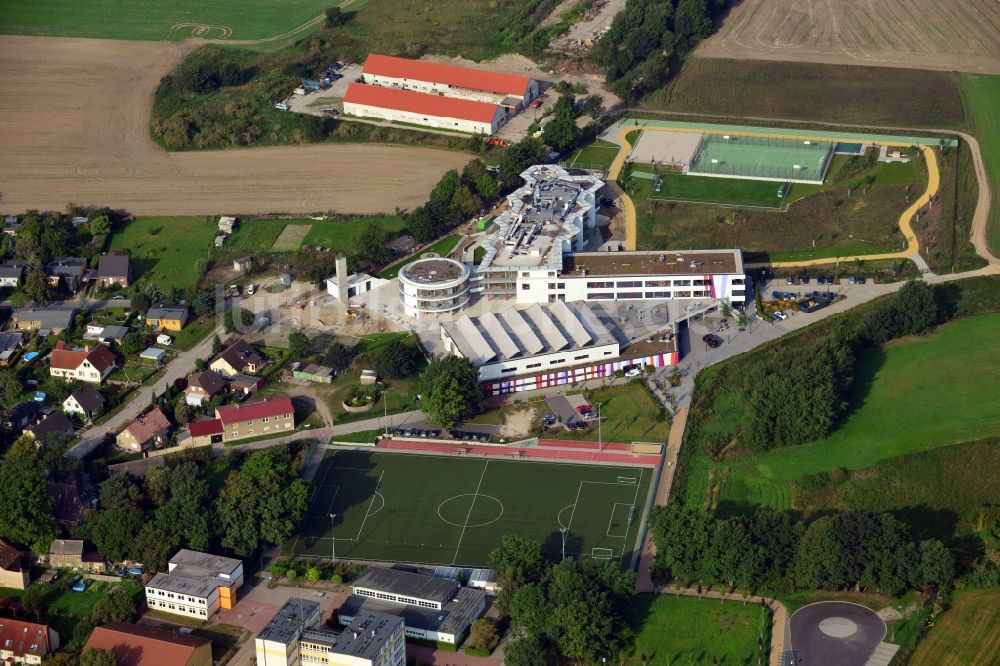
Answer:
[327, 256, 389, 302]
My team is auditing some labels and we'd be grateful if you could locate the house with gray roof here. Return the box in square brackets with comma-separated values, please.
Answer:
[12, 306, 76, 334]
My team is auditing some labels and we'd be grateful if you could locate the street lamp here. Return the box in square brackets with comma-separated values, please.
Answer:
[329, 513, 337, 564]
[560, 527, 568, 561]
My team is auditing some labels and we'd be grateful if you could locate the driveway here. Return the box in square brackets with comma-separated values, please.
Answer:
[788, 602, 886, 666]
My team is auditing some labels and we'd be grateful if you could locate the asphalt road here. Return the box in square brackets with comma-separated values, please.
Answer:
[789, 602, 886, 666]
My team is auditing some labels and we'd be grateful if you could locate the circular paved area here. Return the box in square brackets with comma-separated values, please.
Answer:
[789, 602, 885, 665]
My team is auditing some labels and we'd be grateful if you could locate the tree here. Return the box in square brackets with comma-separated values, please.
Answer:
[451, 186, 481, 220]
[99, 472, 143, 509]
[89, 215, 111, 236]
[489, 534, 546, 589]
[24, 270, 50, 305]
[509, 583, 548, 637]
[919, 539, 954, 589]
[21, 584, 46, 617]
[0, 450, 56, 552]
[468, 618, 500, 652]
[475, 173, 499, 200]
[120, 330, 144, 356]
[0, 369, 21, 404]
[674, 0, 712, 44]
[422, 357, 483, 427]
[325, 6, 347, 27]
[542, 95, 579, 153]
[132, 522, 179, 574]
[373, 340, 421, 379]
[224, 306, 255, 334]
[323, 341, 354, 372]
[306, 566, 322, 582]
[80, 648, 119, 666]
[288, 330, 312, 359]
[212, 335, 225, 354]
[503, 636, 548, 666]
[154, 462, 211, 551]
[355, 219, 388, 265]
[85, 506, 145, 563]
[42, 653, 79, 666]
[92, 585, 138, 624]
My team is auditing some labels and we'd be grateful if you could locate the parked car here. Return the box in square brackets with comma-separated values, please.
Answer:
[772, 311, 788, 321]
[624, 366, 642, 378]
[112, 294, 126, 300]
[785, 276, 795, 285]
[801, 275, 810, 284]
[247, 284, 257, 295]
[702, 334, 723, 348]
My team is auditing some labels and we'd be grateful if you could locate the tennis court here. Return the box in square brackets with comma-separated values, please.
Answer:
[289, 450, 653, 567]
[690, 133, 834, 183]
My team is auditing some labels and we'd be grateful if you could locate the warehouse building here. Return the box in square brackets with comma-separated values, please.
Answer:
[338, 568, 486, 645]
[361, 54, 537, 107]
[344, 83, 505, 135]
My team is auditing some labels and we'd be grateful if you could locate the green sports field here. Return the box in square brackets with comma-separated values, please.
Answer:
[643, 171, 787, 207]
[690, 134, 833, 182]
[0, 0, 337, 41]
[290, 450, 653, 567]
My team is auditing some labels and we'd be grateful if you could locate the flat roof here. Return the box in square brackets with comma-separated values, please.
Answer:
[339, 587, 484, 638]
[257, 598, 321, 645]
[345, 83, 500, 124]
[363, 54, 532, 97]
[169, 549, 242, 577]
[400, 258, 467, 284]
[303, 611, 402, 660]
[147, 572, 219, 598]
[564, 249, 743, 277]
[353, 567, 457, 605]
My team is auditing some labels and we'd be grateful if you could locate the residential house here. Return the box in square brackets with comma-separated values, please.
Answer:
[210, 339, 263, 377]
[0, 332, 24, 367]
[11, 306, 75, 334]
[49, 342, 117, 384]
[2, 216, 19, 235]
[184, 371, 226, 407]
[144, 549, 243, 619]
[145, 306, 189, 332]
[84, 623, 212, 666]
[233, 256, 251, 273]
[116, 407, 171, 452]
[47, 539, 105, 573]
[0, 618, 59, 663]
[25, 412, 75, 442]
[216, 396, 294, 442]
[96, 255, 132, 287]
[228, 373, 263, 398]
[63, 385, 106, 419]
[218, 216, 238, 234]
[0, 261, 26, 288]
[186, 419, 223, 447]
[47, 481, 89, 529]
[45, 257, 87, 291]
[84, 323, 129, 344]
[6, 400, 41, 432]
[0, 540, 29, 590]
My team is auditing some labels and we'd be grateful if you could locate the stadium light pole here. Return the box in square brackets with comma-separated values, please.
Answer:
[329, 513, 337, 563]
[560, 527, 568, 561]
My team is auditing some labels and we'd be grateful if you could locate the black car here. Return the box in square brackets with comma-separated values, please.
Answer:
[702, 334, 723, 349]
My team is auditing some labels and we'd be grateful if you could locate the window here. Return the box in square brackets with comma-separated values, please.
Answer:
[262, 417, 269, 423]
[618, 292, 643, 299]
[521, 284, 530, 290]
[587, 292, 613, 299]
[526, 363, 541, 369]
[646, 280, 670, 287]
[617, 280, 642, 288]
[645, 291, 669, 298]
[674, 279, 691, 286]
[586, 281, 613, 289]
[574, 354, 589, 360]
[501, 368, 516, 374]
[549, 359, 564, 365]
[558, 283, 565, 289]
[248, 429, 254, 434]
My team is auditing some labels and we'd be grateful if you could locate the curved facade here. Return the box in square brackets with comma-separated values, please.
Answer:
[399, 258, 471, 319]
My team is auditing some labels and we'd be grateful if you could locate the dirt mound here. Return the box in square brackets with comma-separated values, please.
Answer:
[0, 36, 468, 216]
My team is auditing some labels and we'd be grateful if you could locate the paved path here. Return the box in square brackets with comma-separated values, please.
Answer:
[66, 323, 223, 458]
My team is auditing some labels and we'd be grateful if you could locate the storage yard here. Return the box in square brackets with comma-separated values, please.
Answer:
[0, 36, 469, 215]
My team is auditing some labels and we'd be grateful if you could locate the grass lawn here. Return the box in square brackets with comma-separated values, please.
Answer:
[910, 590, 1000, 665]
[330, 429, 383, 444]
[625, 593, 769, 665]
[691, 313, 1000, 514]
[556, 384, 670, 444]
[192, 623, 250, 664]
[215, 216, 406, 259]
[646, 172, 786, 207]
[290, 450, 651, 566]
[567, 140, 621, 170]
[960, 74, 1000, 257]
[108, 216, 215, 291]
[0, 0, 335, 41]
[170, 317, 216, 351]
[378, 235, 461, 279]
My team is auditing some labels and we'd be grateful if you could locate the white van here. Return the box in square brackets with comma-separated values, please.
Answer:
[624, 366, 642, 378]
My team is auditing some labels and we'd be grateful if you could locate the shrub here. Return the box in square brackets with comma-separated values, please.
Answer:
[286, 569, 298, 580]
[330, 573, 343, 585]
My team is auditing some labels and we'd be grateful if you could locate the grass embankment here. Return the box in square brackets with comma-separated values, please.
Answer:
[959, 73, 1000, 258]
[626, 593, 770, 665]
[641, 58, 965, 129]
[378, 235, 461, 279]
[634, 148, 925, 257]
[0, 0, 334, 41]
[910, 590, 1000, 665]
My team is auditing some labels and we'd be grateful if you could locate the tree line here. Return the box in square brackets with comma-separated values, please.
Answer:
[652, 505, 954, 597]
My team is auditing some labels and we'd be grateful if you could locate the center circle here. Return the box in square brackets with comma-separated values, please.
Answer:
[438, 494, 504, 528]
[819, 617, 859, 638]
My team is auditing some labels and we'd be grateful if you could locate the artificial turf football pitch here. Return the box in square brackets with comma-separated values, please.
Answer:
[289, 450, 654, 567]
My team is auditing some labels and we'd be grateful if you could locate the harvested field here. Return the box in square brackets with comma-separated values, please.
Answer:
[0, 36, 468, 216]
[643, 58, 965, 129]
[698, 0, 1000, 74]
[272, 224, 311, 252]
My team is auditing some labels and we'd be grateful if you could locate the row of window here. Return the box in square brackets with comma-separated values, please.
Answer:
[242, 415, 290, 425]
[356, 588, 439, 609]
[147, 588, 203, 603]
[147, 598, 207, 616]
[586, 290, 711, 300]
[505, 350, 613, 373]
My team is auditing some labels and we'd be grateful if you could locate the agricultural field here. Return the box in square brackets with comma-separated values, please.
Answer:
[289, 450, 652, 566]
[0, 0, 338, 41]
[633, 150, 924, 258]
[641, 58, 965, 129]
[681, 313, 1000, 516]
[959, 74, 1000, 257]
[910, 590, 1000, 665]
[625, 593, 770, 665]
[108, 216, 216, 290]
[696, 0, 1000, 75]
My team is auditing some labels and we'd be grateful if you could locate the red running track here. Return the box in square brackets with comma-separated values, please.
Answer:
[376, 439, 661, 467]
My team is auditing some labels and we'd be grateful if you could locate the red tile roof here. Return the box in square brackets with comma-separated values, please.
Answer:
[84, 623, 211, 666]
[0, 539, 24, 572]
[124, 407, 171, 446]
[50, 344, 116, 373]
[187, 418, 223, 438]
[216, 396, 293, 425]
[345, 83, 500, 124]
[0, 619, 55, 659]
[363, 54, 531, 97]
